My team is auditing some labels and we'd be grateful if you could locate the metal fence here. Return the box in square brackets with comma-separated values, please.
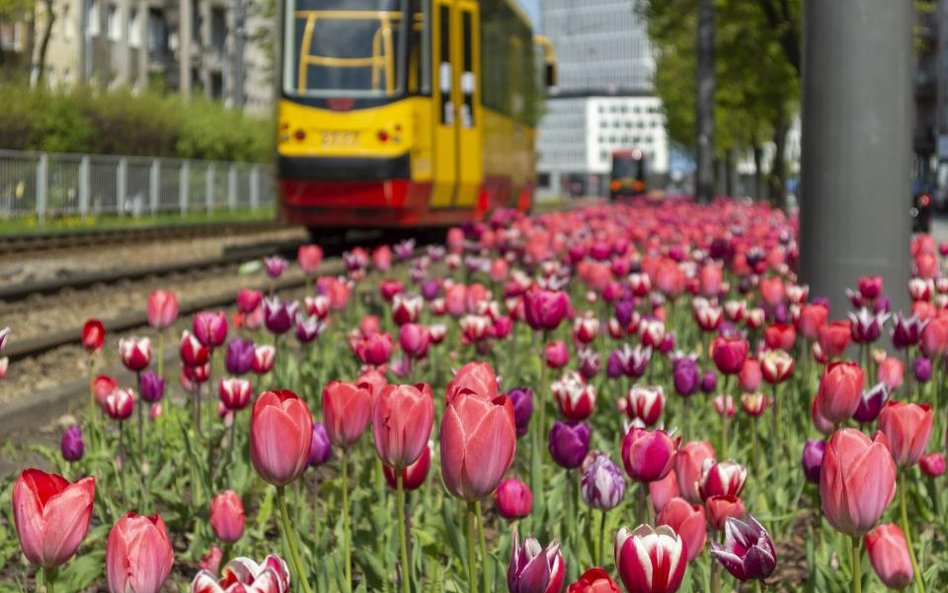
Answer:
[0, 150, 274, 219]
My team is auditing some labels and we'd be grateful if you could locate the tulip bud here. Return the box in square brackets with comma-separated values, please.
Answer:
[548, 420, 591, 469]
[146, 290, 179, 329]
[60, 426, 84, 462]
[384, 444, 432, 491]
[193, 311, 228, 348]
[82, 319, 105, 352]
[801, 439, 826, 484]
[263, 255, 287, 278]
[672, 356, 699, 397]
[580, 453, 625, 511]
[544, 340, 570, 369]
[252, 345, 275, 375]
[495, 477, 533, 520]
[250, 390, 313, 486]
[913, 356, 932, 383]
[505, 387, 534, 437]
[138, 370, 165, 403]
[308, 423, 332, 467]
[864, 523, 913, 589]
[816, 361, 865, 425]
[700, 371, 717, 394]
[209, 490, 245, 543]
[225, 338, 255, 375]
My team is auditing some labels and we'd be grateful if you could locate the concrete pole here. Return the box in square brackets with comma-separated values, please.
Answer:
[800, 0, 912, 315]
[694, 0, 714, 204]
[179, 0, 191, 95]
[233, 0, 245, 108]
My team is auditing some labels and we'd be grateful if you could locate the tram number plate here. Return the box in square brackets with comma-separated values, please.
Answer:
[321, 131, 360, 147]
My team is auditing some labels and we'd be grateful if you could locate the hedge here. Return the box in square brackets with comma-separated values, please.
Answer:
[0, 84, 273, 162]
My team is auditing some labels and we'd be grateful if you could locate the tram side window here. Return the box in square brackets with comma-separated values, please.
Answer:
[480, 0, 535, 125]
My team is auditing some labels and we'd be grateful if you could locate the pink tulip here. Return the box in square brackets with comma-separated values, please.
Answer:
[236, 289, 264, 313]
[193, 311, 229, 348]
[106, 513, 174, 593]
[920, 452, 945, 477]
[820, 429, 897, 537]
[657, 497, 707, 562]
[878, 401, 933, 468]
[322, 381, 372, 448]
[865, 523, 914, 589]
[147, 290, 179, 329]
[621, 427, 679, 484]
[705, 495, 747, 532]
[210, 490, 245, 543]
[495, 477, 533, 520]
[876, 357, 904, 391]
[445, 361, 500, 403]
[440, 391, 516, 501]
[815, 361, 865, 425]
[93, 374, 119, 407]
[649, 472, 680, 514]
[674, 441, 716, 504]
[250, 390, 313, 486]
[372, 383, 435, 469]
[298, 244, 323, 274]
[12, 469, 95, 568]
[738, 359, 762, 393]
[545, 340, 570, 369]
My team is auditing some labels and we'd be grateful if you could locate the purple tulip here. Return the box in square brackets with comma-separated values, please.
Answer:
[614, 299, 635, 327]
[606, 349, 626, 378]
[60, 426, 84, 462]
[309, 422, 332, 467]
[801, 439, 826, 484]
[138, 370, 165, 403]
[673, 357, 700, 397]
[891, 314, 926, 349]
[581, 453, 625, 510]
[578, 348, 600, 379]
[700, 371, 718, 394]
[548, 420, 590, 469]
[394, 238, 415, 261]
[264, 255, 287, 279]
[851, 382, 889, 424]
[811, 296, 831, 310]
[507, 535, 565, 593]
[225, 338, 255, 375]
[848, 308, 889, 344]
[263, 297, 298, 335]
[710, 515, 777, 581]
[505, 387, 533, 437]
[421, 279, 440, 301]
[914, 356, 932, 383]
[295, 315, 325, 344]
[873, 296, 891, 314]
[624, 344, 651, 379]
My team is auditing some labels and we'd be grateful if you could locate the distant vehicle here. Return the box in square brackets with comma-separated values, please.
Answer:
[912, 190, 932, 233]
[609, 149, 646, 200]
[276, 0, 557, 235]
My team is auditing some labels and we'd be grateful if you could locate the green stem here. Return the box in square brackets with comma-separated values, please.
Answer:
[750, 418, 760, 477]
[851, 536, 861, 593]
[597, 510, 606, 568]
[43, 567, 56, 593]
[87, 357, 97, 449]
[755, 579, 763, 593]
[397, 473, 411, 593]
[156, 330, 164, 380]
[466, 502, 477, 593]
[721, 375, 730, 457]
[341, 449, 353, 593]
[475, 501, 489, 593]
[898, 473, 925, 593]
[277, 486, 315, 593]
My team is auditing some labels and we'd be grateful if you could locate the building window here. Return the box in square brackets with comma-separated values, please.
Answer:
[107, 3, 121, 41]
[88, 0, 100, 36]
[210, 71, 223, 99]
[148, 8, 167, 51]
[210, 7, 226, 52]
[129, 8, 140, 47]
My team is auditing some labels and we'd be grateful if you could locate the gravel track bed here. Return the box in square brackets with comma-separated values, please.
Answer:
[0, 271, 310, 405]
[0, 227, 307, 284]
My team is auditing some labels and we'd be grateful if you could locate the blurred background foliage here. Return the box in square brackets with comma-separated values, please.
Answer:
[0, 83, 273, 162]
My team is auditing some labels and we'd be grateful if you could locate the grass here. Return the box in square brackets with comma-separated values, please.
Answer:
[0, 207, 278, 236]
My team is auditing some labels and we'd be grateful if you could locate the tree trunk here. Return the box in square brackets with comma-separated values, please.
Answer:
[753, 144, 765, 202]
[695, 0, 715, 203]
[769, 102, 788, 208]
[34, 0, 55, 86]
[724, 149, 734, 197]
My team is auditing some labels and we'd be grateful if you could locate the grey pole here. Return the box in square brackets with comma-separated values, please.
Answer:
[800, 0, 913, 315]
[694, 0, 714, 204]
[234, 0, 246, 108]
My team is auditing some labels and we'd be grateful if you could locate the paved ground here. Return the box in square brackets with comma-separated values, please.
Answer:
[933, 215, 948, 243]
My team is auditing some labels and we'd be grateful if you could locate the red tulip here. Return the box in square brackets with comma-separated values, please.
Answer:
[373, 383, 434, 469]
[865, 523, 914, 589]
[495, 477, 533, 520]
[763, 323, 795, 351]
[192, 555, 291, 593]
[12, 469, 94, 568]
[820, 429, 897, 537]
[298, 244, 323, 274]
[82, 319, 105, 352]
[119, 337, 151, 371]
[180, 331, 210, 367]
[878, 401, 933, 468]
[219, 377, 253, 411]
[705, 495, 746, 532]
[657, 497, 707, 562]
[440, 391, 516, 501]
[796, 303, 829, 341]
[323, 381, 372, 448]
[392, 294, 423, 326]
[445, 361, 500, 403]
[146, 290, 179, 329]
[710, 336, 748, 375]
[209, 490, 245, 543]
[614, 524, 687, 593]
[621, 427, 679, 484]
[236, 289, 264, 314]
[622, 385, 665, 426]
[699, 460, 747, 500]
[250, 390, 313, 486]
[817, 320, 851, 359]
[552, 371, 597, 421]
[567, 568, 621, 593]
[106, 513, 174, 593]
[674, 441, 716, 504]
[759, 349, 794, 384]
[815, 361, 865, 425]
[252, 345, 275, 375]
[383, 443, 432, 491]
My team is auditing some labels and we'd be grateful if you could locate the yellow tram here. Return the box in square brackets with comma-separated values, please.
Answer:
[276, 0, 556, 230]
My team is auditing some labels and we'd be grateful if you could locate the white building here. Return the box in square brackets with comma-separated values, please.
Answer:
[537, 0, 668, 199]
